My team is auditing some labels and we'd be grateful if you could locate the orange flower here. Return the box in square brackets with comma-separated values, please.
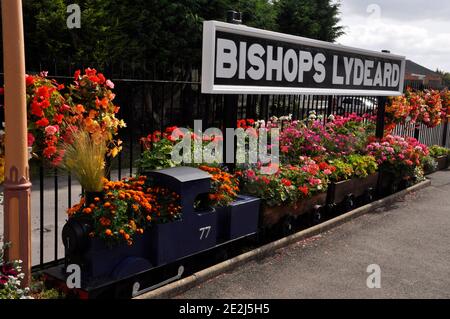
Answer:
[82, 207, 92, 214]
[105, 229, 112, 236]
[104, 202, 111, 208]
[76, 104, 85, 113]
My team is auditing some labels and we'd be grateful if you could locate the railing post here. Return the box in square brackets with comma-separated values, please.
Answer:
[1, 0, 32, 287]
[442, 118, 449, 147]
[414, 123, 420, 140]
[223, 11, 241, 171]
[376, 96, 387, 138]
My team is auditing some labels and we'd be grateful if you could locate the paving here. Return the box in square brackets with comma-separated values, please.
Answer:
[175, 170, 450, 299]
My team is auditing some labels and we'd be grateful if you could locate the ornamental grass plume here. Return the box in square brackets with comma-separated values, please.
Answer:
[59, 127, 107, 192]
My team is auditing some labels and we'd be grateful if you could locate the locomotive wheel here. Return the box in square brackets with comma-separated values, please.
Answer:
[280, 215, 295, 236]
[343, 195, 355, 212]
[311, 206, 323, 225]
[364, 188, 374, 203]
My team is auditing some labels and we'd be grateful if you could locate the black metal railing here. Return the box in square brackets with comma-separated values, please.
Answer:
[0, 66, 446, 270]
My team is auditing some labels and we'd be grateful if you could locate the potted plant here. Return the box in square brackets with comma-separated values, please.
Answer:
[238, 158, 329, 228]
[64, 175, 182, 279]
[428, 145, 449, 171]
[326, 159, 353, 207]
[196, 165, 260, 242]
[366, 135, 428, 195]
[59, 128, 107, 204]
[345, 154, 379, 200]
[421, 155, 438, 175]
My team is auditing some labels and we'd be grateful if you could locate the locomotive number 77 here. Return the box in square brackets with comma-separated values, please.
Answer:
[199, 226, 212, 240]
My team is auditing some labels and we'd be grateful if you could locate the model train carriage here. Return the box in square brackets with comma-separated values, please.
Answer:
[60, 167, 260, 290]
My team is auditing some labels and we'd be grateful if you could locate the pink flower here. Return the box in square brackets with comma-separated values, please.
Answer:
[27, 133, 35, 147]
[323, 169, 332, 175]
[247, 170, 256, 180]
[45, 125, 59, 136]
[106, 79, 115, 89]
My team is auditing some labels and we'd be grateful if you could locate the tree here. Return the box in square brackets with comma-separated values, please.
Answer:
[436, 69, 450, 88]
[275, 0, 344, 42]
[0, 0, 343, 75]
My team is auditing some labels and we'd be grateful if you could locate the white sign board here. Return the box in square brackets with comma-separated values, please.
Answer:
[202, 21, 406, 96]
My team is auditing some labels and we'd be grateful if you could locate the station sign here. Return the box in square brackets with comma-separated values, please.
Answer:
[202, 21, 405, 96]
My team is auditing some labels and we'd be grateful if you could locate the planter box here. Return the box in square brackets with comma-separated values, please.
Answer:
[327, 179, 353, 205]
[229, 195, 260, 240]
[351, 173, 379, 198]
[148, 208, 218, 266]
[64, 207, 219, 282]
[327, 173, 379, 205]
[217, 195, 260, 242]
[435, 156, 449, 171]
[378, 171, 407, 195]
[69, 233, 153, 281]
[262, 192, 327, 227]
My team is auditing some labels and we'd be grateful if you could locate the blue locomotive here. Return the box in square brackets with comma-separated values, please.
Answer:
[45, 166, 261, 298]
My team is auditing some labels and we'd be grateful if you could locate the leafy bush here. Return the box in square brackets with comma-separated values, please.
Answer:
[345, 155, 378, 178]
[327, 159, 353, 182]
[421, 155, 438, 173]
[366, 135, 429, 180]
[429, 145, 450, 158]
[0, 243, 31, 299]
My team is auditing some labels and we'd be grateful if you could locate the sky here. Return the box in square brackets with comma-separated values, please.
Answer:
[336, 0, 450, 72]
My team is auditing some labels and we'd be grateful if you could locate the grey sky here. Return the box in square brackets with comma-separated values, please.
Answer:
[336, 0, 450, 72]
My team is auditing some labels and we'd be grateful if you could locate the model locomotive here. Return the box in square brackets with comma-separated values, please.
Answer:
[44, 166, 376, 299]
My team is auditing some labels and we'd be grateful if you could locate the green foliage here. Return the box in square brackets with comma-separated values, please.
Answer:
[328, 155, 378, 182]
[345, 155, 378, 179]
[137, 138, 177, 173]
[429, 145, 450, 158]
[421, 155, 438, 173]
[12, 0, 344, 72]
[328, 159, 353, 182]
[275, 0, 344, 42]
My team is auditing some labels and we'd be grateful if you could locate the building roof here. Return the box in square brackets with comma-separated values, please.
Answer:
[405, 60, 441, 78]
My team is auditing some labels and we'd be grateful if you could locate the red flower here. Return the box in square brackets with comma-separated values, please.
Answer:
[43, 146, 57, 158]
[97, 73, 106, 84]
[74, 70, 81, 81]
[53, 113, 64, 124]
[1, 264, 18, 277]
[36, 86, 50, 100]
[281, 178, 292, 187]
[36, 118, 49, 127]
[165, 126, 178, 134]
[26, 75, 35, 86]
[31, 102, 44, 117]
[298, 186, 309, 196]
[85, 68, 97, 77]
